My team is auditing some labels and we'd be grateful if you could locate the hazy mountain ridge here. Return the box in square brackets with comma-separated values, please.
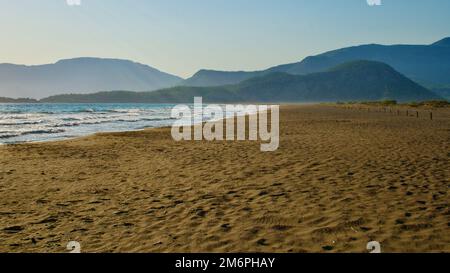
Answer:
[183, 37, 450, 92]
[431, 87, 450, 99]
[182, 69, 263, 87]
[0, 97, 38, 103]
[40, 61, 442, 103]
[2, 37, 449, 101]
[0, 58, 183, 99]
[431, 37, 450, 47]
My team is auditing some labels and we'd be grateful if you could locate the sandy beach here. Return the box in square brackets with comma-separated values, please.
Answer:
[0, 105, 449, 253]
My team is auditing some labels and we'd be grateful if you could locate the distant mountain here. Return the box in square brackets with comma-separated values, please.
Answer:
[431, 87, 450, 99]
[41, 61, 441, 103]
[183, 37, 450, 88]
[182, 70, 262, 87]
[238, 61, 441, 103]
[431, 37, 450, 47]
[0, 58, 183, 99]
[0, 97, 38, 103]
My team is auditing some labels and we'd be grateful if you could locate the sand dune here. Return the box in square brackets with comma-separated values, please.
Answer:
[0, 105, 449, 253]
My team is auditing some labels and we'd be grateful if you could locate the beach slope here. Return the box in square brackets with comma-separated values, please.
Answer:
[0, 105, 449, 253]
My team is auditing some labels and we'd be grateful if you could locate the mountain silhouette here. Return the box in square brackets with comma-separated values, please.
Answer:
[42, 61, 441, 103]
[0, 58, 183, 98]
[183, 37, 450, 93]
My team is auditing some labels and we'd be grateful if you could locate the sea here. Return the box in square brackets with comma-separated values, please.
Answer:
[0, 103, 190, 144]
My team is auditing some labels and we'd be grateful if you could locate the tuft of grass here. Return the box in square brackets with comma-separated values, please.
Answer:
[419, 100, 450, 108]
[407, 102, 420, 108]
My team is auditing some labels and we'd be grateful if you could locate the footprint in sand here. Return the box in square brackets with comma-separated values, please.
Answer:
[221, 223, 232, 232]
[3, 225, 24, 234]
[257, 239, 269, 246]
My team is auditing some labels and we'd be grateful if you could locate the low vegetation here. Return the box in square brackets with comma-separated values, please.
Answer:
[337, 100, 449, 108]
[409, 100, 450, 108]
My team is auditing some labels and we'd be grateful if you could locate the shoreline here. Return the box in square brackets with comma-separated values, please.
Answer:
[1, 103, 448, 146]
[0, 103, 270, 146]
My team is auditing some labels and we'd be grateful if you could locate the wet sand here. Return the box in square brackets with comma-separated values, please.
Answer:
[0, 105, 449, 253]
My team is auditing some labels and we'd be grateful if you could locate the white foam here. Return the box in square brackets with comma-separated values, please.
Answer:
[0, 105, 176, 143]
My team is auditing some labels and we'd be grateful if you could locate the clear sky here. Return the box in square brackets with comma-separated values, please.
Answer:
[1, 0, 449, 78]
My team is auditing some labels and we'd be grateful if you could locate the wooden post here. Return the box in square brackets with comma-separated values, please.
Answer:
[430, 112, 433, 120]
[406, 110, 409, 116]
[416, 111, 419, 118]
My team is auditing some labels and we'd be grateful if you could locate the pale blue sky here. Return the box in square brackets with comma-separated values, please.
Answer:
[0, 0, 449, 78]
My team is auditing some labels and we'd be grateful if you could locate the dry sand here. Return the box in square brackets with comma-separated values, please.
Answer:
[0, 105, 449, 253]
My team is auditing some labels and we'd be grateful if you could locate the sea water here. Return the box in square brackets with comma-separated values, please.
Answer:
[0, 103, 184, 144]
